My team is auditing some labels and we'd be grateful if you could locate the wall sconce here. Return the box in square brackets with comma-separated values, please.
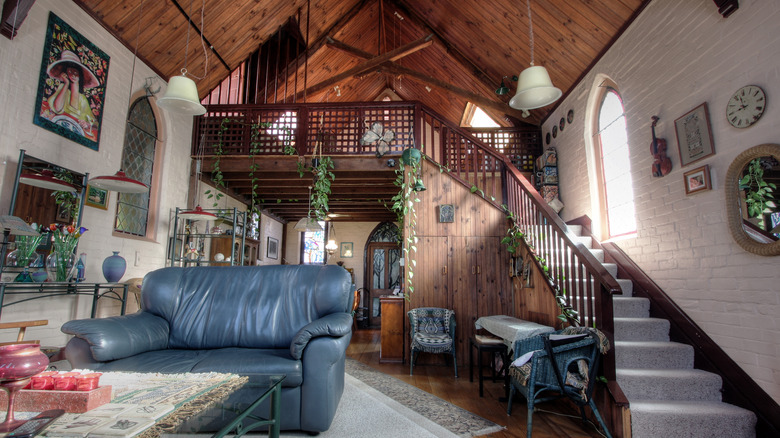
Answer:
[495, 76, 510, 95]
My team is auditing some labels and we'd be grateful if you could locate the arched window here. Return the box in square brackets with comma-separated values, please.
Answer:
[114, 97, 158, 237]
[595, 86, 636, 238]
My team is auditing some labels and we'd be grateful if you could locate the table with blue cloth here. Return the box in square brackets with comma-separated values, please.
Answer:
[474, 315, 554, 352]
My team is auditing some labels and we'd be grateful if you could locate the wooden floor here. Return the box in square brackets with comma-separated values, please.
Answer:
[347, 328, 606, 438]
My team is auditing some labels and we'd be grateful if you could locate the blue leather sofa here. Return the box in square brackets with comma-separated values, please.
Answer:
[61, 265, 354, 433]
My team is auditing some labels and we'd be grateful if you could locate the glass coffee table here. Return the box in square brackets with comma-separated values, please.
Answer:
[166, 374, 286, 438]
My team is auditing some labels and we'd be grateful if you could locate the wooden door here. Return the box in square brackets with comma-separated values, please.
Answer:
[367, 242, 401, 328]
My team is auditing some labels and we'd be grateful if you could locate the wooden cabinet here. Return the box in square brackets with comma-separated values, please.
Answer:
[243, 238, 260, 265]
[380, 295, 405, 363]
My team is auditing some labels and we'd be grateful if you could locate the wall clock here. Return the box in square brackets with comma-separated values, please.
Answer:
[726, 85, 766, 128]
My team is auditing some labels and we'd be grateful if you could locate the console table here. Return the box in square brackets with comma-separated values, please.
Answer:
[0, 282, 128, 319]
[474, 315, 554, 351]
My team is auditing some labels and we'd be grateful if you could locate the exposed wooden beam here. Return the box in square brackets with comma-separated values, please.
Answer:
[326, 37, 374, 59]
[295, 34, 433, 99]
[380, 62, 528, 121]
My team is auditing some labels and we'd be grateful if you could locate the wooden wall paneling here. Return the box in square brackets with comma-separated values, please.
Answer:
[451, 236, 478, 363]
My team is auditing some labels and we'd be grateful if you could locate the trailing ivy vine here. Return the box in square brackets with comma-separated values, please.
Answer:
[740, 157, 777, 224]
[500, 208, 580, 326]
[388, 150, 423, 299]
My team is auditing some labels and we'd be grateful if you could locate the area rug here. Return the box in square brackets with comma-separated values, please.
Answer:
[339, 359, 505, 437]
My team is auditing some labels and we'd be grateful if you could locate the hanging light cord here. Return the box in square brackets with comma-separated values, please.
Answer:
[527, 0, 535, 66]
[183, 0, 210, 80]
[127, 0, 146, 110]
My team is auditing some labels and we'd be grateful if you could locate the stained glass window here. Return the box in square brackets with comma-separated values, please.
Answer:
[114, 97, 157, 236]
[302, 221, 326, 264]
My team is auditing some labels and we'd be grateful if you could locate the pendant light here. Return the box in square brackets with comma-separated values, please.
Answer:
[157, 0, 207, 116]
[180, 139, 216, 221]
[508, 0, 561, 117]
[89, 171, 148, 193]
[19, 169, 76, 192]
[294, 186, 323, 232]
[325, 222, 338, 255]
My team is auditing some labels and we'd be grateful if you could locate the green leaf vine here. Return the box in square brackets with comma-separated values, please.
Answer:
[387, 151, 423, 299]
[500, 208, 580, 326]
[739, 157, 777, 224]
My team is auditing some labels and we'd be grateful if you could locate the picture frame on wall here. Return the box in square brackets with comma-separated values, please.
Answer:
[266, 237, 279, 260]
[32, 12, 110, 151]
[674, 103, 715, 167]
[683, 164, 712, 195]
[340, 242, 353, 258]
[84, 184, 109, 210]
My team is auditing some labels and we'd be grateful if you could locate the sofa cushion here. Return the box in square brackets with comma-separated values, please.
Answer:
[82, 348, 303, 387]
[142, 265, 352, 350]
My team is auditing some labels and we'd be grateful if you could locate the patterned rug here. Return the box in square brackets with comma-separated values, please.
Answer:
[345, 359, 504, 437]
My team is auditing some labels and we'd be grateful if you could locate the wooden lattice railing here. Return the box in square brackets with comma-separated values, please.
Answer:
[192, 99, 622, 382]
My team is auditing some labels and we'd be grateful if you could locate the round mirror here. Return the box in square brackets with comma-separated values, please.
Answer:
[725, 143, 780, 256]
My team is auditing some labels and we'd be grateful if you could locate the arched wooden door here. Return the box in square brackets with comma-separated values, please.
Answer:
[365, 223, 401, 328]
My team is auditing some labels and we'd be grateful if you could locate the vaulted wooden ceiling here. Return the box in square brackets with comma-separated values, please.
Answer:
[75, 0, 649, 127]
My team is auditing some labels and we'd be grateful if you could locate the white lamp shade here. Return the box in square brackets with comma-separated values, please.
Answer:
[19, 170, 76, 191]
[294, 217, 322, 232]
[178, 206, 217, 220]
[325, 239, 338, 254]
[89, 171, 148, 193]
[508, 65, 562, 111]
[157, 75, 207, 116]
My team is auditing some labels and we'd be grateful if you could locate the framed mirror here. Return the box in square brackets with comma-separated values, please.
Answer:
[725, 143, 780, 256]
[2, 150, 87, 271]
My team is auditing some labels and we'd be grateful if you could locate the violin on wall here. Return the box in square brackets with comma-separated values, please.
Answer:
[651, 115, 672, 177]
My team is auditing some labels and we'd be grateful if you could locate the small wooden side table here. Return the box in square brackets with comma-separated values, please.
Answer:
[469, 335, 509, 397]
[379, 295, 404, 363]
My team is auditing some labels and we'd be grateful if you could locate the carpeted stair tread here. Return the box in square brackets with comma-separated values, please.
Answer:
[587, 248, 605, 262]
[612, 296, 649, 318]
[614, 317, 669, 341]
[571, 234, 592, 248]
[617, 368, 723, 401]
[629, 400, 757, 438]
[616, 278, 633, 297]
[602, 262, 618, 277]
[615, 341, 694, 369]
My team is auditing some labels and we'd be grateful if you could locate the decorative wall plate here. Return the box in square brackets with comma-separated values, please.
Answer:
[559, 117, 565, 131]
[567, 109, 574, 123]
[552, 125, 558, 138]
[546, 132, 551, 145]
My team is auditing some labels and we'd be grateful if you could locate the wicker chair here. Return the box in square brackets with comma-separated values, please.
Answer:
[407, 307, 457, 377]
[506, 328, 612, 438]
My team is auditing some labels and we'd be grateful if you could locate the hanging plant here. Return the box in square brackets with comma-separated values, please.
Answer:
[740, 157, 777, 223]
[310, 155, 335, 221]
[388, 147, 424, 298]
[52, 170, 79, 221]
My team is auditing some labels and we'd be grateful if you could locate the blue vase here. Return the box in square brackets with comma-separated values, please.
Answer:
[102, 251, 127, 283]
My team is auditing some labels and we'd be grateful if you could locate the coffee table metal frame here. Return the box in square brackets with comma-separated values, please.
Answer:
[212, 374, 285, 438]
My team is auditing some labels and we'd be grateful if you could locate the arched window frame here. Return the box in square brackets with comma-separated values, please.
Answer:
[589, 79, 637, 239]
[112, 92, 164, 241]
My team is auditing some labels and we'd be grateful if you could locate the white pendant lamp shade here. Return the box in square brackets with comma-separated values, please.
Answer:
[294, 217, 323, 232]
[179, 206, 217, 220]
[508, 65, 562, 111]
[325, 239, 338, 255]
[19, 170, 76, 191]
[89, 171, 148, 193]
[157, 74, 207, 116]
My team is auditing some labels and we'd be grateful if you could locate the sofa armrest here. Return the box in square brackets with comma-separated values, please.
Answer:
[290, 313, 352, 360]
[61, 312, 169, 362]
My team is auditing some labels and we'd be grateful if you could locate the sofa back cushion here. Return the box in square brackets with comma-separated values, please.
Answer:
[141, 265, 352, 350]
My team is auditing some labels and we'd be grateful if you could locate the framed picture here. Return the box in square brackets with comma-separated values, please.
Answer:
[84, 184, 109, 210]
[340, 242, 353, 258]
[266, 237, 279, 260]
[683, 165, 712, 195]
[55, 203, 71, 223]
[32, 12, 110, 151]
[675, 103, 715, 167]
[438, 204, 454, 223]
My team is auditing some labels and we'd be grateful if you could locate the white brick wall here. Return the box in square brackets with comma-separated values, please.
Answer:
[0, 0, 194, 345]
[548, 0, 780, 403]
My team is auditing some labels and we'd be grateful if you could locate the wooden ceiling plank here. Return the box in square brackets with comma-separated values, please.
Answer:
[392, 0, 500, 102]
